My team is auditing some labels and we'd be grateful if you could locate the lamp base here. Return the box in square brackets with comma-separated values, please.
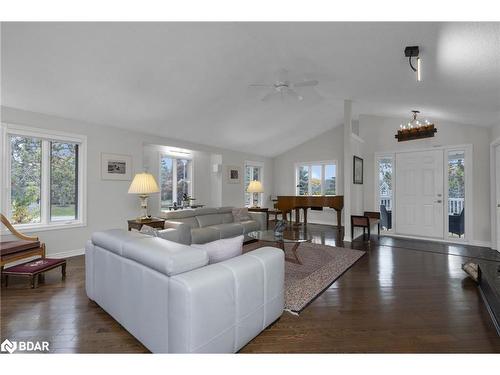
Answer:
[137, 194, 149, 221]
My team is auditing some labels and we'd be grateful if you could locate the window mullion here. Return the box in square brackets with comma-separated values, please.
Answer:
[321, 164, 325, 195]
[172, 158, 178, 204]
[308, 165, 312, 195]
[41, 140, 50, 225]
[5, 134, 12, 218]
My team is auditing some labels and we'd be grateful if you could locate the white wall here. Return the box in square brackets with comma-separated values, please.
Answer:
[272, 126, 344, 225]
[221, 150, 273, 209]
[350, 135, 364, 216]
[1, 106, 273, 255]
[360, 114, 491, 245]
[210, 153, 223, 208]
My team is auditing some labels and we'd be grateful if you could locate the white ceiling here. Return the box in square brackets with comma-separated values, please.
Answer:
[2, 22, 499, 157]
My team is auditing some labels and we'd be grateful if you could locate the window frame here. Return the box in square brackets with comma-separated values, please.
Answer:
[1, 123, 87, 233]
[294, 160, 338, 196]
[158, 151, 194, 211]
[244, 161, 264, 207]
[374, 154, 395, 233]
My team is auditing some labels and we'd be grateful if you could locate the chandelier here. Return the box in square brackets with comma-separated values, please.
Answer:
[395, 110, 437, 142]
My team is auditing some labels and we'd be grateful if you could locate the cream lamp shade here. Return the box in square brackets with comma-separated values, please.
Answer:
[247, 180, 264, 193]
[128, 173, 160, 194]
[247, 180, 263, 208]
[128, 173, 160, 220]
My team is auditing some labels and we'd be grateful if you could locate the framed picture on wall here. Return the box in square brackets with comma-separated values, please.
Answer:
[101, 153, 133, 180]
[353, 155, 363, 184]
[226, 165, 241, 184]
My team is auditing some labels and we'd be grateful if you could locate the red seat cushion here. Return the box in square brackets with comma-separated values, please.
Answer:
[352, 217, 368, 226]
[3, 258, 65, 275]
[0, 240, 41, 256]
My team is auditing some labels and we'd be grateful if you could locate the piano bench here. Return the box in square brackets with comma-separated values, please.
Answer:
[351, 211, 380, 241]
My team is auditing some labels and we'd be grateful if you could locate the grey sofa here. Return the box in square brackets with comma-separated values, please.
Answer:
[85, 229, 284, 353]
[161, 207, 266, 245]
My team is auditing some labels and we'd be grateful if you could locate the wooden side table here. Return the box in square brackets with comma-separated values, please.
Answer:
[248, 207, 269, 230]
[127, 218, 165, 231]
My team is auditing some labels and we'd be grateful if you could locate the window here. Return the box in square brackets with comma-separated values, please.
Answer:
[448, 150, 465, 239]
[159, 154, 192, 209]
[377, 156, 393, 231]
[244, 162, 263, 207]
[2, 124, 86, 230]
[295, 161, 336, 196]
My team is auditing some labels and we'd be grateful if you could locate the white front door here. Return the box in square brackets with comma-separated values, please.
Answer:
[395, 150, 444, 238]
[496, 145, 500, 250]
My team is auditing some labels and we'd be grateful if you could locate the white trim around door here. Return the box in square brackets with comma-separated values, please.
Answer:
[374, 143, 473, 245]
[490, 137, 500, 252]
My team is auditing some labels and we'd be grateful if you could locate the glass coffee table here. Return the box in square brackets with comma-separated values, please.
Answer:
[247, 229, 312, 265]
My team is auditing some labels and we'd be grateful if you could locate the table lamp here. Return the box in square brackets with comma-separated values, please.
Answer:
[128, 173, 160, 220]
[247, 180, 264, 208]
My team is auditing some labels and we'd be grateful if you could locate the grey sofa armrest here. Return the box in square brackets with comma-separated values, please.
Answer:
[157, 228, 180, 243]
[248, 211, 267, 230]
[164, 221, 192, 245]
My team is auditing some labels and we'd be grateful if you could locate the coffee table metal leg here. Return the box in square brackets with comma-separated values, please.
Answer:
[277, 241, 302, 265]
[289, 242, 302, 265]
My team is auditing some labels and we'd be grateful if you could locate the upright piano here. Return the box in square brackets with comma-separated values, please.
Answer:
[275, 195, 344, 234]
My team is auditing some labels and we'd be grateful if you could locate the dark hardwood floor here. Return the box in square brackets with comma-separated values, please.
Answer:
[2, 223, 500, 353]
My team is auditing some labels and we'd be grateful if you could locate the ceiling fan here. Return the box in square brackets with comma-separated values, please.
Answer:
[249, 69, 319, 101]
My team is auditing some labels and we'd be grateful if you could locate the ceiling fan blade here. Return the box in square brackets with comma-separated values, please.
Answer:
[294, 80, 319, 87]
[284, 87, 303, 101]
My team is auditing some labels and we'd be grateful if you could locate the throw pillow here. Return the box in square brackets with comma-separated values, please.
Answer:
[232, 207, 251, 222]
[191, 235, 244, 264]
[140, 225, 159, 237]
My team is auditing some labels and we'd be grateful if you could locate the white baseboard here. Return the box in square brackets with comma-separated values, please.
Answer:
[305, 219, 337, 226]
[469, 240, 493, 249]
[383, 233, 492, 249]
[50, 248, 85, 259]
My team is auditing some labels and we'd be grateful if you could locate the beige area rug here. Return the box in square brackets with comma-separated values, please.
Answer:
[244, 241, 365, 313]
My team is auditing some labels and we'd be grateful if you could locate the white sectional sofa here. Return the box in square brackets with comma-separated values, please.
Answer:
[85, 229, 284, 353]
[161, 207, 266, 245]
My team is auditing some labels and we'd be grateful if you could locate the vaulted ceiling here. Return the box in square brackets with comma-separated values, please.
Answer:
[2, 22, 499, 156]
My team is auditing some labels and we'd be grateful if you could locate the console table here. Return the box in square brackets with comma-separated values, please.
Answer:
[127, 218, 165, 231]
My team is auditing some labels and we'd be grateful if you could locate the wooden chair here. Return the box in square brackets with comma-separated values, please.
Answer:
[1, 214, 46, 274]
[351, 211, 380, 241]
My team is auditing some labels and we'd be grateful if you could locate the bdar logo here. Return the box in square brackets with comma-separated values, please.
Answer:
[1, 339, 17, 354]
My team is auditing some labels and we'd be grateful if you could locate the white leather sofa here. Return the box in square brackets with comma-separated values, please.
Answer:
[161, 207, 266, 245]
[85, 229, 284, 353]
